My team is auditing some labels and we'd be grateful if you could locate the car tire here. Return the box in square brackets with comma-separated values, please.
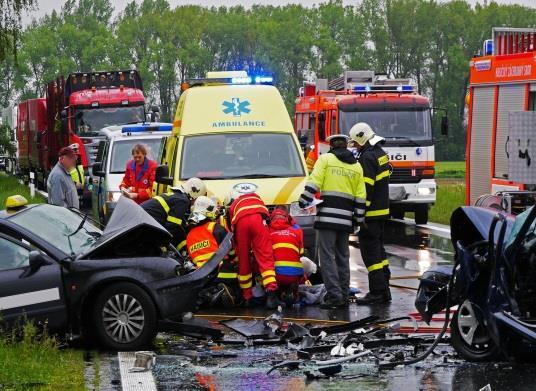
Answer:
[414, 204, 428, 225]
[450, 300, 501, 362]
[92, 282, 158, 351]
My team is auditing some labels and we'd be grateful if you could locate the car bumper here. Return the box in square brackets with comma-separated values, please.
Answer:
[389, 179, 436, 205]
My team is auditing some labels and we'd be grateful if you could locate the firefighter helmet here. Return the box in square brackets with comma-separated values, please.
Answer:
[189, 196, 218, 223]
[224, 190, 241, 206]
[349, 122, 385, 146]
[171, 177, 207, 200]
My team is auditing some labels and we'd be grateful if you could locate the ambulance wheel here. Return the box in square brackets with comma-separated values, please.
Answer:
[450, 300, 501, 362]
[414, 205, 428, 225]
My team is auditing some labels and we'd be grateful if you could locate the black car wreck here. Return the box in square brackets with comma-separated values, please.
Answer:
[0, 196, 231, 350]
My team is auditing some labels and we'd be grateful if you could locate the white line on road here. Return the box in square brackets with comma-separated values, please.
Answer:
[37, 190, 48, 199]
[118, 351, 157, 391]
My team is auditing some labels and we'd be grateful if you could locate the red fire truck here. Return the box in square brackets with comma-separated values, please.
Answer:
[466, 28, 536, 213]
[17, 70, 146, 188]
[295, 71, 446, 224]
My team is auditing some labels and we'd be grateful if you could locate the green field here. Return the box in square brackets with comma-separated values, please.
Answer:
[0, 174, 45, 208]
[0, 323, 85, 390]
[429, 179, 466, 225]
[435, 161, 465, 179]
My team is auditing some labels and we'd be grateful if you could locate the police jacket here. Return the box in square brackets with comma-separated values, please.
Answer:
[299, 148, 367, 233]
[141, 191, 190, 250]
[358, 144, 390, 220]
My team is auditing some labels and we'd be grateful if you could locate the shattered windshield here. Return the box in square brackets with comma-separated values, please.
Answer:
[180, 133, 305, 180]
[10, 205, 102, 256]
[74, 105, 145, 136]
[339, 109, 432, 143]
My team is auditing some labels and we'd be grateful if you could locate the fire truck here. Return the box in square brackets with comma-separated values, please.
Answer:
[17, 70, 146, 189]
[466, 28, 536, 213]
[295, 71, 447, 224]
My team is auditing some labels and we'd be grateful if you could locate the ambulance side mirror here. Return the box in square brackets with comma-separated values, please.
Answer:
[155, 165, 173, 185]
[441, 115, 449, 136]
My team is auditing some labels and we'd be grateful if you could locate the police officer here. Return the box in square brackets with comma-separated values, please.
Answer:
[299, 134, 367, 309]
[141, 177, 206, 253]
[349, 123, 392, 304]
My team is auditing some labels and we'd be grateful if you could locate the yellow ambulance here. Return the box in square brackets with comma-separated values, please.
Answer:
[154, 71, 315, 253]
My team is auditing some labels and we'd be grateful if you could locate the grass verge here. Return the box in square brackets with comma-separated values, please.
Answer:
[0, 322, 85, 390]
[0, 173, 45, 207]
[435, 161, 465, 179]
[428, 179, 465, 225]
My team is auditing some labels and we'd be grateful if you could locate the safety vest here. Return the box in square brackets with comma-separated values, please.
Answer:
[229, 193, 269, 227]
[270, 228, 304, 277]
[70, 164, 85, 186]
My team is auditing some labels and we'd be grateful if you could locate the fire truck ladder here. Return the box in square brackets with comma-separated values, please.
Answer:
[493, 27, 536, 55]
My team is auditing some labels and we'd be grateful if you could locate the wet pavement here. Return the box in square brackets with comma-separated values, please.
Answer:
[143, 220, 536, 390]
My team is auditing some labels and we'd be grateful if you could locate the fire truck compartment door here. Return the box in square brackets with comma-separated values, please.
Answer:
[507, 111, 536, 184]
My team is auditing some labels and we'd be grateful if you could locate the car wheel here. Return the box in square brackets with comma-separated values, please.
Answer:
[414, 204, 428, 225]
[450, 300, 501, 362]
[92, 282, 158, 351]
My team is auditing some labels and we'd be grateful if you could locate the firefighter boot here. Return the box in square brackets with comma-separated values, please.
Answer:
[356, 270, 391, 305]
[265, 290, 285, 310]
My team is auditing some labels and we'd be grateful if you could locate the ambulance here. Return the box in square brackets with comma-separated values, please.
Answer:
[154, 71, 315, 254]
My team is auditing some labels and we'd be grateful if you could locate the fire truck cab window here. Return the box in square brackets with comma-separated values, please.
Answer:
[339, 109, 432, 144]
[318, 111, 326, 141]
[529, 91, 536, 111]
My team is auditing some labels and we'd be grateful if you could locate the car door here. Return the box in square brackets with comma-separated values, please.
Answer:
[92, 140, 108, 223]
[0, 234, 68, 330]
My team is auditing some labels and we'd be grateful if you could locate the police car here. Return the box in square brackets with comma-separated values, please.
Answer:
[0, 195, 230, 350]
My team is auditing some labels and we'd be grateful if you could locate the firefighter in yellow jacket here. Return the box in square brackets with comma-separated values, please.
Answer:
[350, 122, 392, 305]
[299, 134, 367, 309]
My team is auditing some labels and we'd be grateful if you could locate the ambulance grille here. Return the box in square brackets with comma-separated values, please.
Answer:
[390, 168, 421, 184]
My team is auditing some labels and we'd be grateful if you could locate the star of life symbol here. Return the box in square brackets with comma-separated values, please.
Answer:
[222, 98, 251, 117]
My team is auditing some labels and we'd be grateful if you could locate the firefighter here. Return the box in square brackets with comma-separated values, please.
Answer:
[269, 208, 305, 304]
[299, 134, 367, 309]
[141, 177, 206, 253]
[186, 196, 240, 307]
[349, 122, 392, 304]
[226, 190, 281, 309]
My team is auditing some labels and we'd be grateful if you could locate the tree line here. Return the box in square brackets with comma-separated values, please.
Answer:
[1, 0, 536, 160]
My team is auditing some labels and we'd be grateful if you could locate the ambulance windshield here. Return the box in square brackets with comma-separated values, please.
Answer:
[339, 109, 432, 144]
[180, 133, 305, 180]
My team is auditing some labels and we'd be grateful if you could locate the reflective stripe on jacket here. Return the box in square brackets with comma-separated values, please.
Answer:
[300, 150, 367, 232]
[358, 145, 390, 220]
[270, 225, 304, 277]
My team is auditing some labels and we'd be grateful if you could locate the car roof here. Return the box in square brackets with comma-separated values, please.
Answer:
[0, 203, 40, 220]
[99, 122, 172, 139]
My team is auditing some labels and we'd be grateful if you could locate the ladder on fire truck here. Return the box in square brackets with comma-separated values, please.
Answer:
[492, 27, 536, 55]
[328, 70, 415, 92]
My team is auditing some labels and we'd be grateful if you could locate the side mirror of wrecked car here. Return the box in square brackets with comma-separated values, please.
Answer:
[29, 250, 49, 273]
[155, 165, 173, 186]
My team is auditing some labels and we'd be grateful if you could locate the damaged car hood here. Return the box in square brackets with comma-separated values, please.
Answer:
[79, 196, 171, 259]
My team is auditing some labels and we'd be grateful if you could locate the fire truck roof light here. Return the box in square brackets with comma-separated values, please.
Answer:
[397, 85, 414, 92]
[354, 85, 371, 92]
[121, 123, 173, 133]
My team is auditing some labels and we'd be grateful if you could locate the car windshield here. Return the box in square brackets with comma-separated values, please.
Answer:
[110, 138, 163, 174]
[74, 106, 145, 136]
[10, 205, 102, 256]
[180, 133, 305, 180]
[339, 109, 432, 142]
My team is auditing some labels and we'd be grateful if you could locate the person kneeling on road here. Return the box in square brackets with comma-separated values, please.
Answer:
[350, 122, 392, 305]
[269, 208, 306, 305]
[141, 177, 206, 253]
[226, 190, 283, 309]
[299, 134, 367, 310]
[186, 196, 240, 308]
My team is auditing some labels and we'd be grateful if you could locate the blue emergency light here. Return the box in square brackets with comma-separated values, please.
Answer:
[230, 75, 273, 85]
[121, 123, 173, 133]
[483, 39, 493, 56]
[231, 76, 252, 84]
[353, 85, 371, 92]
[397, 85, 414, 92]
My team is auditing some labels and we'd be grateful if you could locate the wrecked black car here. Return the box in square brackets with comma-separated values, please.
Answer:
[416, 205, 536, 362]
[0, 196, 231, 350]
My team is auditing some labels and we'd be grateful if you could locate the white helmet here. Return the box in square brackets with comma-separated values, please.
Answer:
[224, 190, 241, 207]
[171, 177, 207, 200]
[349, 122, 385, 146]
[189, 196, 217, 223]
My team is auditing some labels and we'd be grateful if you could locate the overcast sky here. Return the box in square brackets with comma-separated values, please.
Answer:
[23, 0, 536, 24]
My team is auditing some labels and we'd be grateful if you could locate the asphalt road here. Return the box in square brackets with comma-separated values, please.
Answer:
[101, 219, 536, 390]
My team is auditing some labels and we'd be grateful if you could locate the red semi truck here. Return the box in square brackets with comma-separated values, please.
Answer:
[17, 70, 146, 187]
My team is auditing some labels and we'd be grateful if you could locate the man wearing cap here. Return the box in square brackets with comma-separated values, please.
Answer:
[298, 134, 367, 309]
[47, 146, 80, 209]
[349, 122, 392, 304]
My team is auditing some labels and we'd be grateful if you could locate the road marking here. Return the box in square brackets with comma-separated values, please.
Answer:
[37, 190, 48, 199]
[118, 351, 157, 391]
[0, 287, 60, 310]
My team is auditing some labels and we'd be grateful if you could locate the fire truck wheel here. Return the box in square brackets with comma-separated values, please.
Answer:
[390, 208, 404, 220]
[414, 204, 429, 225]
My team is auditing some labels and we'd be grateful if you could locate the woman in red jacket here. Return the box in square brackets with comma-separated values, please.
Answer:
[119, 143, 158, 204]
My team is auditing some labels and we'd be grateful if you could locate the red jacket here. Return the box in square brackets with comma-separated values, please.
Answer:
[269, 211, 304, 277]
[229, 193, 269, 227]
[120, 158, 157, 204]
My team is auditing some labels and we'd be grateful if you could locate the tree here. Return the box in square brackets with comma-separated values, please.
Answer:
[0, 0, 35, 61]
